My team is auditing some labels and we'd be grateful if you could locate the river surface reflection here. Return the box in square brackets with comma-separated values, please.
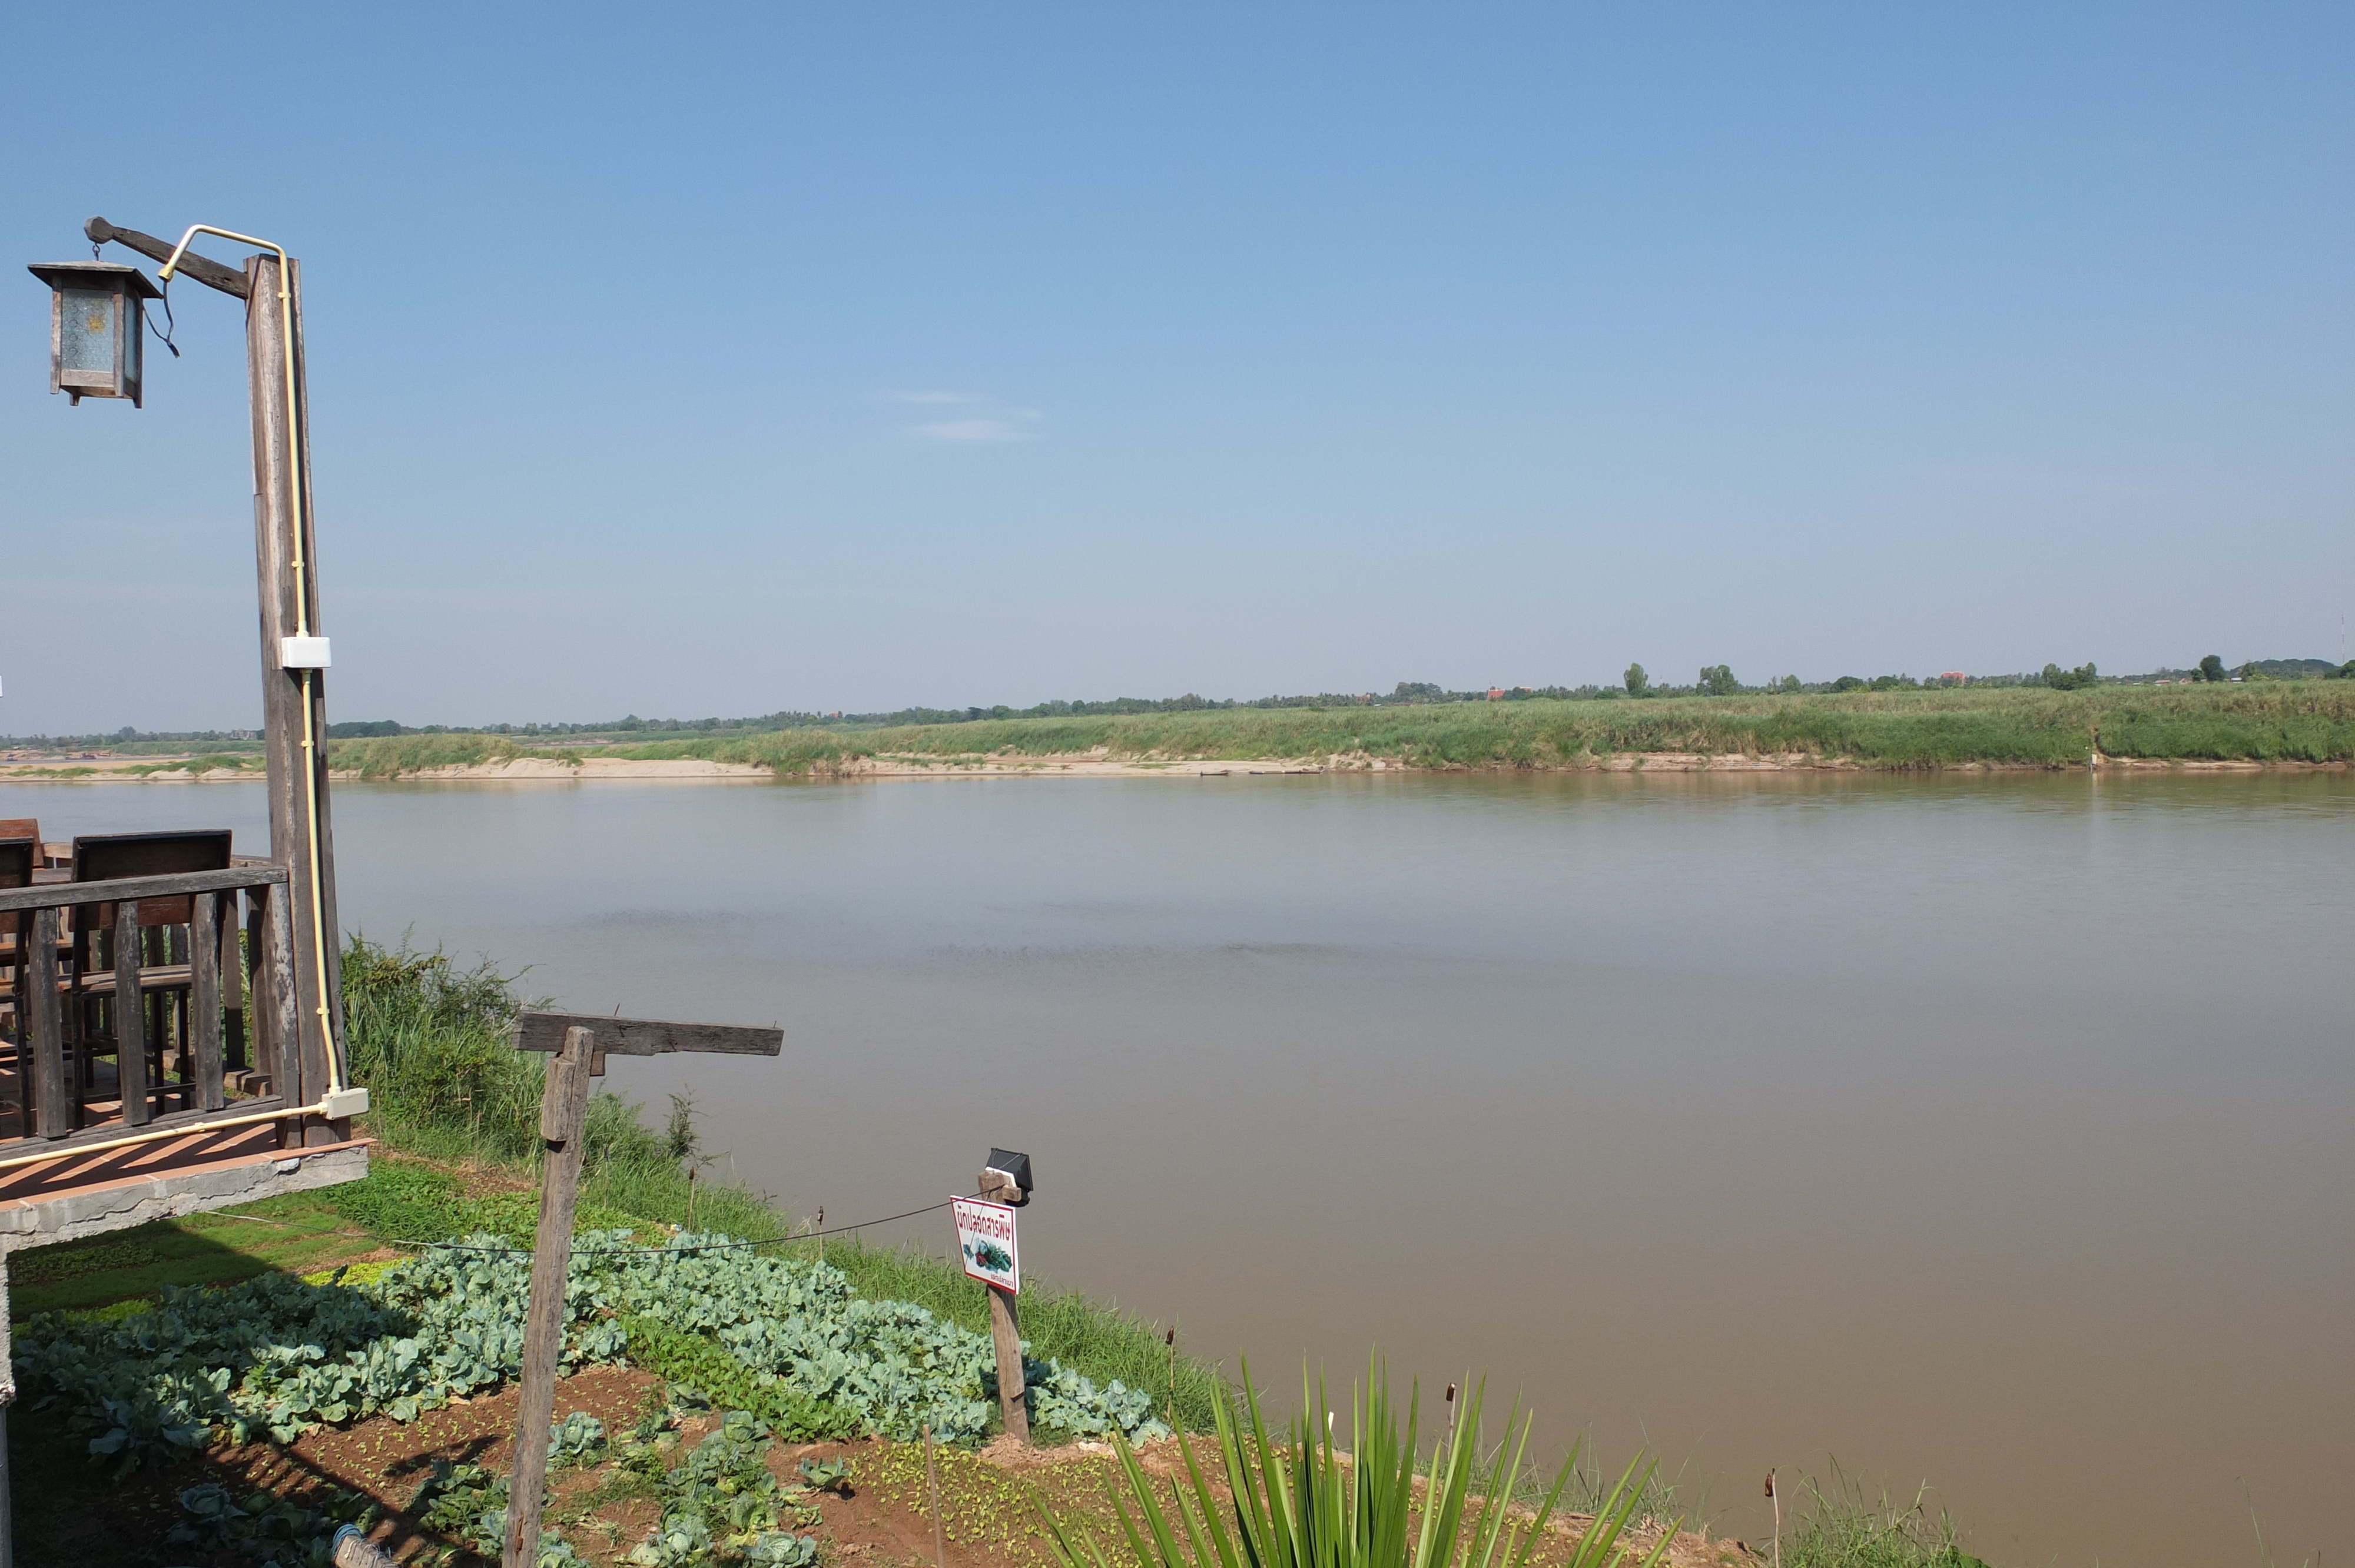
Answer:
[7, 769, 2347, 1567]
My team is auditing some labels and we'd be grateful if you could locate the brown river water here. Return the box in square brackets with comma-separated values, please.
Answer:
[5, 770, 2347, 1567]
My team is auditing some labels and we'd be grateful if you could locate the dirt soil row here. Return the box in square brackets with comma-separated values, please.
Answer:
[21, 1358, 1758, 1567]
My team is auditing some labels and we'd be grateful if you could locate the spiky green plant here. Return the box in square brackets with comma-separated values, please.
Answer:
[1034, 1357, 1673, 1568]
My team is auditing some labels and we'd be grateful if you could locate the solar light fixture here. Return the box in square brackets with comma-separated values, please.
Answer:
[27, 261, 160, 406]
[979, 1148, 1032, 1207]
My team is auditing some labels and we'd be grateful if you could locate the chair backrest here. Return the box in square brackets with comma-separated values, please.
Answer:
[1, 837, 35, 945]
[0, 819, 61, 871]
[72, 829, 234, 930]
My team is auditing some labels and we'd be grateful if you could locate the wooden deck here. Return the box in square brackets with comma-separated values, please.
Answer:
[1, 859, 307, 1147]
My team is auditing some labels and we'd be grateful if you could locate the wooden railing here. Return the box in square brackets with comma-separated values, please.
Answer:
[0, 863, 311, 1153]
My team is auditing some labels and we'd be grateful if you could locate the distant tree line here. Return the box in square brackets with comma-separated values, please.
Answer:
[14, 657, 2353, 750]
[0, 725, 261, 748]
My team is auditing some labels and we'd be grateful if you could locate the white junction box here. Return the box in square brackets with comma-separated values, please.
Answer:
[278, 635, 331, 669]
[320, 1086, 370, 1119]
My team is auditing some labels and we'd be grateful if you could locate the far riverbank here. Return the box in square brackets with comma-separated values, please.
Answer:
[2, 749, 2344, 784]
[6, 683, 2351, 781]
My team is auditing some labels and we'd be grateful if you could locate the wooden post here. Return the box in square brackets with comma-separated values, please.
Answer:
[1, 1249, 14, 1568]
[220, 890, 247, 1074]
[923, 1424, 946, 1568]
[244, 251, 347, 1147]
[112, 903, 148, 1127]
[987, 1285, 1028, 1443]
[191, 892, 223, 1112]
[26, 909, 65, 1140]
[502, 1026, 595, 1568]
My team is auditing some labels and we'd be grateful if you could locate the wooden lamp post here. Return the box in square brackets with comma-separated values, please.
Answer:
[40, 216, 362, 1145]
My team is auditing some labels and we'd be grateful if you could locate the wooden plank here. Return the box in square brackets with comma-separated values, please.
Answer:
[989, 1285, 1030, 1444]
[221, 889, 247, 1072]
[114, 903, 149, 1127]
[510, 1011, 783, 1058]
[27, 908, 67, 1140]
[257, 885, 303, 1142]
[0, 864, 287, 915]
[244, 895, 267, 1084]
[0, 1095, 288, 1159]
[503, 1026, 595, 1568]
[191, 892, 224, 1112]
[69, 964, 194, 998]
[84, 217, 251, 298]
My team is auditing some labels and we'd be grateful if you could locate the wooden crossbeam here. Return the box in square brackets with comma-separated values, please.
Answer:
[508, 1011, 782, 1058]
[85, 217, 251, 298]
[0, 864, 287, 915]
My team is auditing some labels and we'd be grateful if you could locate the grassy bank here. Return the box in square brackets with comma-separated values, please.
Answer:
[6, 936, 2003, 1564]
[340, 937, 1234, 1433]
[328, 684, 2355, 777]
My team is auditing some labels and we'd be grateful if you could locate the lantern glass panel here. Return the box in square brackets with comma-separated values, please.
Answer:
[58, 288, 117, 379]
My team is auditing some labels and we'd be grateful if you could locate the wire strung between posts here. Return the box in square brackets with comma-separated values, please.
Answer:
[380, 1195, 971, 1258]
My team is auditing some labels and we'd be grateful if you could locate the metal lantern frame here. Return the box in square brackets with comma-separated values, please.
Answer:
[27, 260, 161, 406]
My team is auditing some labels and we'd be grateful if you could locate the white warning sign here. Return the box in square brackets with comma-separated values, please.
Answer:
[951, 1195, 1020, 1294]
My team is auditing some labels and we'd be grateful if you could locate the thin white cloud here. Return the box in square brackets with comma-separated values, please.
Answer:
[916, 417, 1034, 443]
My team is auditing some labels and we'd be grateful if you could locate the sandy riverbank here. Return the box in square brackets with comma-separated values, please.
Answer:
[2, 750, 2324, 783]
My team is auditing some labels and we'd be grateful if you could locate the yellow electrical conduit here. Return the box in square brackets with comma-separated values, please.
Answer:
[0, 1099, 349, 1173]
[157, 224, 342, 1101]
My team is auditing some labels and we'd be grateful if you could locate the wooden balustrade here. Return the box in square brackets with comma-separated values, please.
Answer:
[0, 863, 311, 1151]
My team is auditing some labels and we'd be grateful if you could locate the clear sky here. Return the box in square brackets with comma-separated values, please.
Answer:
[5, 3, 2350, 733]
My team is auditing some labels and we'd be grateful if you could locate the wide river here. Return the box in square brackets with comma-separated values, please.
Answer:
[5, 770, 2347, 1566]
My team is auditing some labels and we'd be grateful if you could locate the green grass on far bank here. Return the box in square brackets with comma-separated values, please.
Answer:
[328, 683, 2355, 777]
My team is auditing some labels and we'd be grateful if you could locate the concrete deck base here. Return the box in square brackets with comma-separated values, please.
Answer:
[0, 1127, 370, 1251]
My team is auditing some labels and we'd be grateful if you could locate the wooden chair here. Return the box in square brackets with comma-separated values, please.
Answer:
[70, 830, 234, 1124]
[0, 838, 31, 1135]
[0, 836, 32, 997]
[0, 819, 61, 872]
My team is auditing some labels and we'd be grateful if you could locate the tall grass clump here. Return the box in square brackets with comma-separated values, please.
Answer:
[1037, 1357, 1670, 1568]
[1783, 1470, 1988, 1568]
[341, 935, 768, 1235]
[328, 733, 563, 777]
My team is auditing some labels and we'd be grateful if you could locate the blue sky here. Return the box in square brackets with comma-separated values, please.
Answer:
[4, 3, 2350, 731]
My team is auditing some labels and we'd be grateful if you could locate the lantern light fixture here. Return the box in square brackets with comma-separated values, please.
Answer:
[980, 1148, 1033, 1207]
[26, 261, 161, 406]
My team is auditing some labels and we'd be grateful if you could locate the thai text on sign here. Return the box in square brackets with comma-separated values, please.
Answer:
[952, 1195, 1020, 1293]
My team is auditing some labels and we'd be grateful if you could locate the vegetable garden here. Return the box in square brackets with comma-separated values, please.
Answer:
[14, 1225, 1167, 1563]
